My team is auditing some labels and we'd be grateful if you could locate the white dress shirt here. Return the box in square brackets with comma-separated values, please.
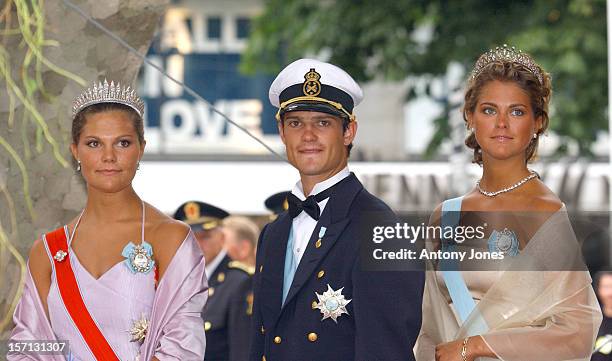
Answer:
[290, 166, 350, 266]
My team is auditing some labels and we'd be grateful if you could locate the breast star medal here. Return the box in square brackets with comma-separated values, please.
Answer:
[314, 284, 351, 323]
[595, 334, 612, 355]
[122, 241, 155, 274]
[129, 315, 150, 343]
[488, 228, 519, 256]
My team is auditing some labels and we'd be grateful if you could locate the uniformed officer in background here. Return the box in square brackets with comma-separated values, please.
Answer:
[223, 216, 259, 269]
[174, 201, 252, 361]
[264, 191, 290, 221]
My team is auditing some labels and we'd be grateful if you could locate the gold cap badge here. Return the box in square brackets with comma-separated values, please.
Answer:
[302, 68, 322, 96]
[184, 202, 200, 221]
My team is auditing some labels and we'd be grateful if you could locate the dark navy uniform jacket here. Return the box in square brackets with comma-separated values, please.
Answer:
[249, 174, 424, 361]
[204, 255, 253, 361]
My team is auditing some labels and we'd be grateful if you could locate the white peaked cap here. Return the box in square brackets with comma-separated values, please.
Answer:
[268, 58, 363, 121]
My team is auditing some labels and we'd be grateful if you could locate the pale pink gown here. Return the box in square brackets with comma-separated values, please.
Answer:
[45, 203, 155, 361]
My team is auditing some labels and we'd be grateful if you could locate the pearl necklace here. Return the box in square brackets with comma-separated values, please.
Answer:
[477, 170, 538, 197]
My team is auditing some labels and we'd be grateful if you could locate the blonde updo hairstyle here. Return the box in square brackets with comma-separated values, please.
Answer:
[463, 54, 552, 165]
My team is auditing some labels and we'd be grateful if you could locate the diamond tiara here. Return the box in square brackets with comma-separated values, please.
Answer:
[72, 79, 145, 118]
[470, 44, 544, 85]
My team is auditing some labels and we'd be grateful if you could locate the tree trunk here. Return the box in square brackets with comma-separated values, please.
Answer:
[0, 0, 169, 336]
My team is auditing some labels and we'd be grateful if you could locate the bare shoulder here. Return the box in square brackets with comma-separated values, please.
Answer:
[29, 238, 51, 276]
[146, 204, 190, 250]
[458, 190, 482, 211]
[429, 191, 476, 225]
[529, 195, 563, 212]
[28, 238, 52, 315]
[429, 202, 443, 226]
[152, 219, 190, 246]
[528, 180, 563, 212]
[145, 203, 191, 277]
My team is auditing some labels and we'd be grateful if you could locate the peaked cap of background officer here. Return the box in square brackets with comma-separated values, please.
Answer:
[264, 191, 290, 216]
[269, 58, 364, 121]
[173, 201, 229, 231]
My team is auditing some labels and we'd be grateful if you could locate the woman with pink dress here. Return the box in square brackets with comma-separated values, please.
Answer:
[8, 80, 208, 361]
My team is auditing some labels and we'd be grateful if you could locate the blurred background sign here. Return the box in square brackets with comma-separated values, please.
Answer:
[140, 1, 283, 156]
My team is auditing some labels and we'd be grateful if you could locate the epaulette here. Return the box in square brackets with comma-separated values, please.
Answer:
[228, 260, 255, 276]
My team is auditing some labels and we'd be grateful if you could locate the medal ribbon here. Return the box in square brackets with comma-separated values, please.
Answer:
[45, 227, 120, 361]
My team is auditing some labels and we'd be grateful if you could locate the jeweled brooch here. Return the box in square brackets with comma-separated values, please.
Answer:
[314, 284, 351, 323]
[129, 315, 149, 343]
[53, 250, 67, 262]
[488, 228, 519, 256]
[122, 241, 154, 274]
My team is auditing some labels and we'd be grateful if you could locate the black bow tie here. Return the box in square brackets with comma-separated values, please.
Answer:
[287, 185, 336, 220]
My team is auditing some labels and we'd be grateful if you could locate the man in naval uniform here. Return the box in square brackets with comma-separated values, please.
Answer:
[174, 201, 253, 361]
[249, 59, 424, 361]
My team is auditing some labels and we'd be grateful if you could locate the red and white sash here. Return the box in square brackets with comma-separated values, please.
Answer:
[45, 227, 120, 361]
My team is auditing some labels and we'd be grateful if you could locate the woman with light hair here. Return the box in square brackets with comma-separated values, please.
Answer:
[416, 46, 601, 361]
